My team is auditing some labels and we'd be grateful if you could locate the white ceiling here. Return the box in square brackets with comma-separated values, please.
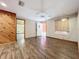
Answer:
[0, 0, 79, 21]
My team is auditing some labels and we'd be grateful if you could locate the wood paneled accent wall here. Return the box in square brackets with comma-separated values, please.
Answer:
[0, 10, 16, 44]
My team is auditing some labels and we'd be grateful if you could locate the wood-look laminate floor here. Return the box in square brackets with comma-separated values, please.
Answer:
[0, 37, 78, 59]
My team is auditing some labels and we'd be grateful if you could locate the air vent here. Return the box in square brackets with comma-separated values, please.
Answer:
[19, 0, 24, 7]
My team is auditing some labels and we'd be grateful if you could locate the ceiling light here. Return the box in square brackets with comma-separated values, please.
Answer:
[0, 2, 7, 7]
[61, 18, 67, 21]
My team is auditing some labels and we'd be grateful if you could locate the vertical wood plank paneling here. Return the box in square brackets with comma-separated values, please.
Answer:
[0, 10, 16, 44]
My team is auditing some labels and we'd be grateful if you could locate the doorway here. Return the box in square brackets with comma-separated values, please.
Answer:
[17, 19, 25, 45]
[36, 22, 47, 37]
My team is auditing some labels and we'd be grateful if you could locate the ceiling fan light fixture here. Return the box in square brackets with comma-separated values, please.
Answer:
[41, 15, 45, 18]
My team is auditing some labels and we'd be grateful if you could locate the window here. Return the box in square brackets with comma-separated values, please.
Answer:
[55, 18, 69, 32]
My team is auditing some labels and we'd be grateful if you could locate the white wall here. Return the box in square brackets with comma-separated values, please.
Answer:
[25, 20, 36, 38]
[47, 16, 78, 42]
